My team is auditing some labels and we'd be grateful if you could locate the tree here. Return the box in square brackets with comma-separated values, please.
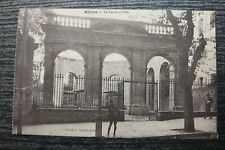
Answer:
[166, 10, 207, 132]
[18, 9, 47, 84]
[15, 9, 47, 132]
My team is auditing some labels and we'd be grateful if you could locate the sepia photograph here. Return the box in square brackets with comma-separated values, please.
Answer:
[12, 9, 216, 138]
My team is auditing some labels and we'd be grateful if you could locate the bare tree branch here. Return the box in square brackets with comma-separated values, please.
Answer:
[166, 10, 183, 45]
[189, 34, 207, 82]
[185, 10, 194, 48]
[166, 10, 208, 132]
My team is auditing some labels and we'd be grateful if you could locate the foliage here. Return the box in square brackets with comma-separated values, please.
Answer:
[165, 10, 208, 132]
[18, 9, 47, 84]
[166, 10, 207, 81]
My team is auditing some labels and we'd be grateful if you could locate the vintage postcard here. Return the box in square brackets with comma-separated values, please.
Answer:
[13, 9, 217, 138]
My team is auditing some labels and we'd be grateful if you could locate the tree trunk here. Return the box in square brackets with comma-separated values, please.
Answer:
[166, 10, 206, 133]
[178, 47, 195, 132]
[183, 82, 195, 132]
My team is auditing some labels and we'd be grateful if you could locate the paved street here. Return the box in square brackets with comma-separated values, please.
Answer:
[13, 117, 217, 138]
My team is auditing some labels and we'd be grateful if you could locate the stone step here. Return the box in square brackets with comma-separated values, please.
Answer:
[125, 115, 149, 121]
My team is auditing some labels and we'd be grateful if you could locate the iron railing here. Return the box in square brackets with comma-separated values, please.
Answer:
[32, 75, 216, 112]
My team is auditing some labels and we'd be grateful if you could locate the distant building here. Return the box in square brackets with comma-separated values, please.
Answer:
[193, 11, 216, 84]
[192, 11, 216, 112]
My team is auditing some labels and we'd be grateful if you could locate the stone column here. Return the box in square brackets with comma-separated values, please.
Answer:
[84, 46, 102, 107]
[146, 67, 155, 112]
[83, 64, 88, 106]
[43, 45, 55, 107]
[129, 51, 148, 115]
[168, 65, 175, 111]
[128, 66, 133, 115]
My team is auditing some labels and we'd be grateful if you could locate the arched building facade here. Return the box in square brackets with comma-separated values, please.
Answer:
[38, 12, 184, 115]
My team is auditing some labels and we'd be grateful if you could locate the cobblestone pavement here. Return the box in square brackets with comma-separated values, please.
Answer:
[13, 117, 217, 138]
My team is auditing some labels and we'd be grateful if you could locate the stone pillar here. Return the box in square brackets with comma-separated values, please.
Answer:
[84, 64, 88, 106]
[146, 67, 156, 112]
[145, 67, 148, 109]
[84, 46, 101, 107]
[43, 45, 55, 107]
[168, 65, 175, 111]
[128, 67, 133, 115]
[129, 51, 148, 115]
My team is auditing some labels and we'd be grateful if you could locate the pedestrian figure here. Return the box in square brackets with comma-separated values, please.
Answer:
[104, 97, 120, 137]
[204, 93, 213, 119]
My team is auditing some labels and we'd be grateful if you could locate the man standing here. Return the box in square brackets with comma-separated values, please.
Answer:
[104, 98, 120, 137]
[204, 93, 213, 119]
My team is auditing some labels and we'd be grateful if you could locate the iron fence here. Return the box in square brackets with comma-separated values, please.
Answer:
[32, 75, 216, 112]
[53, 74, 84, 108]
[192, 80, 217, 112]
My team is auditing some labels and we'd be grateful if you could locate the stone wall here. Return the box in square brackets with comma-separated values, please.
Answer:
[30, 109, 125, 125]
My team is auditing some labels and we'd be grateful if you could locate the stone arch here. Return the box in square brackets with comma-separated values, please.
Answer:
[146, 55, 175, 80]
[159, 62, 170, 111]
[53, 44, 88, 67]
[53, 49, 86, 108]
[147, 68, 155, 82]
[146, 67, 156, 111]
[109, 74, 120, 79]
[54, 50, 85, 76]
[102, 52, 131, 115]
[146, 53, 176, 70]
[102, 51, 132, 69]
[160, 62, 170, 79]
[102, 52, 131, 79]
[146, 55, 176, 112]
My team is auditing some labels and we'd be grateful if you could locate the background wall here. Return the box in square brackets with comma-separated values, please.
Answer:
[0, 0, 225, 149]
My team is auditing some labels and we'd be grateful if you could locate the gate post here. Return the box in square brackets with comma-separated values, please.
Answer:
[43, 45, 55, 107]
[95, 55, 103, 137]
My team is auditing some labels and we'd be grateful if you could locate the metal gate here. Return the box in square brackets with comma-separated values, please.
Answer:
[53, 74, 84, 108]
[33, 75, 175, 113]
[102, 77, 125, 109]
[146, 81, 158, 112]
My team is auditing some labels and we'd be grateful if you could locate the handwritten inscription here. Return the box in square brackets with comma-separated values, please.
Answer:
[84, 10, 129, 14]
[65, 128, 95, 132]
